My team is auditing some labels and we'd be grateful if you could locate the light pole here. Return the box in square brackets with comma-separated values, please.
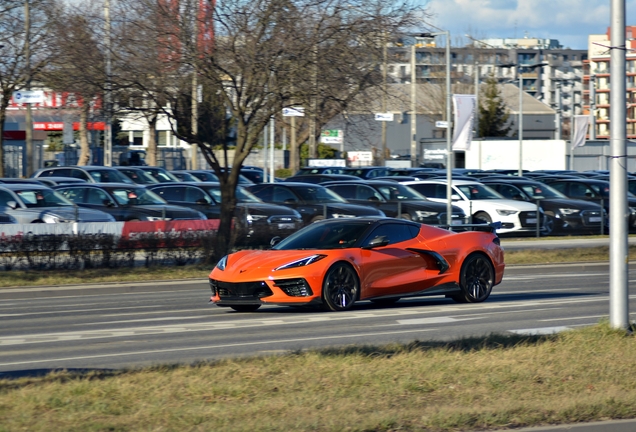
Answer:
[422, 28, 452, 224]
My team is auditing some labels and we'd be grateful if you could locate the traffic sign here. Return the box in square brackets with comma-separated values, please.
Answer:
[435, 120, 449, 128]
[13, 90, 44, 104]
[320, 129, 343, 144]
[375, 113, 394, 121]
[282, 106, 305, 117]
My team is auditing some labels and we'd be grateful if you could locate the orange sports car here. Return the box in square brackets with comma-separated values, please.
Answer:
[209, 217, 505, 312]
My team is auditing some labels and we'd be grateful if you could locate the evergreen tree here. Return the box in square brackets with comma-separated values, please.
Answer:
[478, 75, 512, 137]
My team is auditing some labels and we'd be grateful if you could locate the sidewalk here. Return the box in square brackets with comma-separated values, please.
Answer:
[479, 418, 636, 431]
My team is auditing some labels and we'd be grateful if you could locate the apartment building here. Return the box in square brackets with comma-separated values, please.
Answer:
[584, 26, 636, 140]
[387, 36, 587, 139]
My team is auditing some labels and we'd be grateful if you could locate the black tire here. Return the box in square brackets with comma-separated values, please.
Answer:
[370, 298, 400, 306]
[473, 211, 492, 224]
[310, 215, 325, 224]
[452, 253, 494, 303]
[230, 304, 261, 312]
[400, 213, 412, 221]
[322, 262, 359, 311]
[542, 215, 555, 236]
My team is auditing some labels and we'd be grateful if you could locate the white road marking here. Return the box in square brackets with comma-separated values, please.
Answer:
[509, 326, 572, 335]
[81, 316, 212, 325]
[0, 328, 438, 367]
[397, 317, 458, 325]
[504, 273, 607, 281]
[0, 305, 164, 317]
[539, 315, 606, 322]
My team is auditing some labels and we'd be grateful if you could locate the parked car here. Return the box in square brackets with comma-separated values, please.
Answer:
[294, 166, 348, 175]
[0, 212, 18, 224]
[30, 177, 88, 187]
[209, 217, 505, 312]
[479, 178, 606, 235]
[246, 182, 385, 225]
[0, 184, 115, 223]
[341, 166, 391, 179]
[147, 182, 303, 244]
[401, 179, 546, 236]
[322, 180, 469, 226]
[32, 166, 135, 184]
[135, 167, 181, 183]
[283, 174, 360, 184]
[175, 170, 254, 185]
[53, 183, 207, 222]
[170, 171, 203, 182]
[541, 177, 636, 231]
[111, 167, 160, 185]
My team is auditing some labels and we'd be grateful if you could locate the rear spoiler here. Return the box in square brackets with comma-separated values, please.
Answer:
[436, 221, 502, 234]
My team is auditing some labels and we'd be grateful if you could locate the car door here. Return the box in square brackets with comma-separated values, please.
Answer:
[155, 185, 221, 220]
[357, 222, 430, 297]
[84, 187, 126, 220]
[264, 185, 317, 223]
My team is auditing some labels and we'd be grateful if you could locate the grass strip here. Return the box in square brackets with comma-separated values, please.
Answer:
[0, 323, 634, 431]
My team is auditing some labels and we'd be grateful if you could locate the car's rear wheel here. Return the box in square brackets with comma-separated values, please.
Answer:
[310, 215, 325, 223]
[542, 215, 555, 236]
[322, 262, 359, 311]
[473, 211, 491, 224]
[230, 304, 261, 312]
[452, 253, 494, 303]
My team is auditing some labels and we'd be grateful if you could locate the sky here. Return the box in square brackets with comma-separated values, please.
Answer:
[426, 0, 636, 50]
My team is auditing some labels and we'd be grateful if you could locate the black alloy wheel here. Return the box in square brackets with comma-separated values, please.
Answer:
[473, 211, 492, 224]
[230, 304, 261, 312]
[453, 253, 494, 303]
[322, 262, 360, 311]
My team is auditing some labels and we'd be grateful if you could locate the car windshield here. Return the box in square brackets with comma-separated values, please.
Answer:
[108, 187, 166, 205]
[292, 185, 348, 203]
[273, 221, 372, 250]
[142, 169, 180, 183]
[376, 184, 426, 201]
[16, 188, 74, 208]
[519, 183, 566, 199]
[589, 183, 610, 198]
[457, 184, 504, 200]
[202, 185, 262, 203]
[88, 169, 135, 184]
[119, 169, 159, 184]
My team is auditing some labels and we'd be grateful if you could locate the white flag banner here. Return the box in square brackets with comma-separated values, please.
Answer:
[452, 94, 476, 151]
[571, 115, 590, 150]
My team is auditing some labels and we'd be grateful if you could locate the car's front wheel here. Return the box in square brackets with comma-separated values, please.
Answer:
[473, 211, 491, 224]
[453, 253, 494, 303]
[322, 262, 359, 311]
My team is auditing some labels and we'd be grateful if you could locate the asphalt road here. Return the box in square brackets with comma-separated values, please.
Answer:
[0, 261, 631, 376]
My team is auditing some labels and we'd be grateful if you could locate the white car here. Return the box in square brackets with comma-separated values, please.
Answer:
[401, 179, 546, 235]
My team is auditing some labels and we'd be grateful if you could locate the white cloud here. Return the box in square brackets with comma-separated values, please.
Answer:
[426, 0, 635, 49]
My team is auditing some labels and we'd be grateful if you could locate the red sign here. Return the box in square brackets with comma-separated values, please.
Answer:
[33, 122, 105, 131]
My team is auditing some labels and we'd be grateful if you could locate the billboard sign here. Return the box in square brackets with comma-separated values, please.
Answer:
[320, 129, 343, 144]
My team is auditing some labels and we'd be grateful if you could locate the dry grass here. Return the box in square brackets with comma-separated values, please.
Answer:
[1, 323, 635, 431]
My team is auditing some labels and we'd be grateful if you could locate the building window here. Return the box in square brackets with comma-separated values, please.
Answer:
[158, 131, 168, 146]
[132, 131, 143, 146]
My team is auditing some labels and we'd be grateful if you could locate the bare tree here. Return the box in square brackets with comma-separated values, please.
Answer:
[115, 0, 424, 258]
[0, 0, 55, 176]
[43, 2, 105, 166]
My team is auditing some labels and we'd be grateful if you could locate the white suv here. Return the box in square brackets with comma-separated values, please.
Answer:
[402, 179, 546, 235]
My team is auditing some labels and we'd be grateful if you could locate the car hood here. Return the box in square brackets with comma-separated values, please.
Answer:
[238, 202, 301, 217]
[9, 206, 113, 222]
[217, 249, 331, 279]
[540, 198, 603, 210]
[396, 200, 465, 214]
[127, 204, 205, 219]
[323, 202, 385, 216]
[463, 198, 538, 211]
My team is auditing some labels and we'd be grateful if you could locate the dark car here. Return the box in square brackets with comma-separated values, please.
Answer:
[31, 166, 136, 184]
[283, 174, 360, 184]
[176, 170, 254, 185]
[53, 183, 207, 222]
[170, 171, 203, 182]
[0, 184, 115, 223]
[294, 166, 348, 175]
[541, 177, 636, 232]
[479, 178, 606, 235]
[341, 166, 391, 179]
[321, 180, 469, 226]
[112, 167, 160, 185]
[246, 182, 385, 225]
[29, 177, 88, 187]
[147, 182, 303, 245]
[136, 167, 181, 183]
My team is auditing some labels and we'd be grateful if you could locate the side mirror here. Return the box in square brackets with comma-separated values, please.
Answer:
[283, 198, 297, 205]
[195, 198, 209, 205]
[103, 200, 115, 207]
[368, 196, 380, 202]
[362, 235, 390, 250]
[6, 200, 18, 210]
[451, 194, 461, 201]
[270, 236, 281, 247]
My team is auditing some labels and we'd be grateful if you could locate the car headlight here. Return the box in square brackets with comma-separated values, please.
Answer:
[415, 210, 438, 218]
[216, 255, 228, 271]
[496, 209, 518, 216]
[43, 214, 68, 223]
[630, 207, 636, 215]
[145, 216, 172, 221]
[559, 208, 581, 215]
[331, 213, 356, 218]
[274, 254, 327, 271]
[247, 214, 268, 222]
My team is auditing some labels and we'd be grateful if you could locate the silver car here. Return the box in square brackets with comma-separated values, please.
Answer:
[0, 184, 115, 223]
